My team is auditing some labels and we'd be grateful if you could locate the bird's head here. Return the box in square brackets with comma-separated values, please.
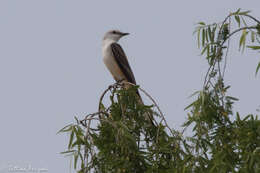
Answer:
[103, 30, 129, 42]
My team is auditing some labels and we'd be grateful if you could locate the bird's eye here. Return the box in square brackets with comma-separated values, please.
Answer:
[112, 30, 116, 34]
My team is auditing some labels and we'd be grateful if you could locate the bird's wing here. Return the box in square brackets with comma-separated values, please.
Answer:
[110, 43, 137, 85]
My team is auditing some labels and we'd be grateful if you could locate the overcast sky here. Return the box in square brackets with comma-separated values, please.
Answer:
[0, 1, 259, 172]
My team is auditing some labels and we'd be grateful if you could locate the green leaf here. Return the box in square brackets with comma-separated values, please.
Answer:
[255, 61, 260, 76]
[251, 32, 255, 43]
[57, 124, 73, 134]
[239, 30, 245, 49]
[60, 150, 76, 154]
[71, 139, 85, 148]
[222, 24, 229, 41]
[236, 112, 241, 122]
[200, 91, 205, 105]
[211, 26, 216, 42]
[235, 15, 240, 27]
[247, 45, 260, 50]
[205, 29, 209, 42]
[75, 126, 84, 136]
[74, 153, 78, 169]
[239, 29, 248, 52]
[201, 44, 209, 55]
[207, 44, 210, 58]
[74, 128, 85, 145]
[234, 8, 241, 14]
[184, 101, 196, 110]
[197, 28, 201, 48]
[243, 114, 251, 121]
[226, 96, 239, 101]
[68, 129, 75, 149]
[202, 29, 205, 47]
[257, 24, 260, 35]
[188, 91, 200, 98]
[198, 22, 205, 25]
[239, 10, 251, 15]
[208, 27, 213, 42]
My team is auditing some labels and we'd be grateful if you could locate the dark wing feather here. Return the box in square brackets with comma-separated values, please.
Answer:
[110, 43, 137, 84]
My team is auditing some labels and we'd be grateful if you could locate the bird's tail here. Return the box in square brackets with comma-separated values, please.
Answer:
[136, 91, 157, 128]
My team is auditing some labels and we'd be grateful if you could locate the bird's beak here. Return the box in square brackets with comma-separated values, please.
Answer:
[121, 32, 129, 36]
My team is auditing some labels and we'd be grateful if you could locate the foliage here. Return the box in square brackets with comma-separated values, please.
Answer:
[59, 9, 260, 173]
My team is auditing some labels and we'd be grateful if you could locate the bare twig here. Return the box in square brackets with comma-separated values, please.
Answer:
[244, 14, 260, 24]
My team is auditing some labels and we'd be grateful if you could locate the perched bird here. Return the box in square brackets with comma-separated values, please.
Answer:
[102, 30, 136, 88]
[102, 30, 155, 126]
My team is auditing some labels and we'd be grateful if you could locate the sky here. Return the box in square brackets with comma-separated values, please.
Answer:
[0, 0, 259, 172]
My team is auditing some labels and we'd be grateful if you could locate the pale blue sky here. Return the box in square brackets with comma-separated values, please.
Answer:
[0, 1, 259, 172]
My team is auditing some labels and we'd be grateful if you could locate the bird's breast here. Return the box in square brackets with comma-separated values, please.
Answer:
[102, 44, 126, 81]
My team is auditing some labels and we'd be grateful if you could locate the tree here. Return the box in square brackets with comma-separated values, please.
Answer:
[59, 9, 260, 173]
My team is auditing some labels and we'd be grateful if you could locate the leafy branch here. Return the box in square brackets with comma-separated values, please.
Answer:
[59, 9, 260, 173]
[59, 82, 186, 173]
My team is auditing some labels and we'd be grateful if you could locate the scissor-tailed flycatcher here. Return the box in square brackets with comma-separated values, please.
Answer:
[102, 30, 155, 126]
[102, 30, 137, 87]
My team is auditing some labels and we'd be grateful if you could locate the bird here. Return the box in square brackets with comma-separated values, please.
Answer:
[102, 30, 136, 88]
[102, 30, 155, 126]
